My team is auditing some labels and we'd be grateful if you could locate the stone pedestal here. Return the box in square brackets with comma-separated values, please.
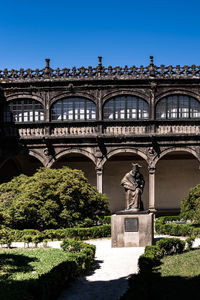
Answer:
[111, 211, 154, 247]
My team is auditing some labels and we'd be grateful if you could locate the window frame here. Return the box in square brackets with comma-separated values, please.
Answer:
[156, 95, 200, 120]
[50, 97, 97, 122]
[4, 99, 45, 123]
[103, 95, 149, 121]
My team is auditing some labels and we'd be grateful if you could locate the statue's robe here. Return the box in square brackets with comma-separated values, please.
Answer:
[121, 171, 144, 210]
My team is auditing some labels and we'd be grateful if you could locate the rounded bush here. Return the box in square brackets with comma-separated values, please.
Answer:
[181, 184, 200, 223]
[0, 167, 110, 230]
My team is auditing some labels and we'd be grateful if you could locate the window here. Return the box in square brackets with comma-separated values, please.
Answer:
[51, 97, 96, 122]
[156, 95, 200, 120]
[4, 99, 44, 123]
[103, 95, 149, 120]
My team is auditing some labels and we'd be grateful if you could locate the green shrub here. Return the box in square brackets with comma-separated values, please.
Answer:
[0, 224, 111, 246]
[32, 234, 45, 247]
[138, 245, 161, 273]
[186, 236, 195, 250]
[61, 238, 85, 252]
[138, 238, 185, 274]
[0, 228, 13, 248]
[100, 216, 111, 224]
[61, 239, 96, 272]
[156, 238, 185, 255]
[21, 235, 33, 247]
[155, 216, 193, 236]
[180, 184, 200, 223]
[0, 167, 110, 230]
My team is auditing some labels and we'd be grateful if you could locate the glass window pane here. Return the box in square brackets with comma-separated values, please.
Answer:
[51, 97, 96, 122]
[4, 99, 44, 123]
[156, 95, 200, 120]
[103, 96, 149, 120]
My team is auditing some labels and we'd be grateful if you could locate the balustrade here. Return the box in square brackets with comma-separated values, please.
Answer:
[1, 57, 200, 82]
[1, 122, 200, 138]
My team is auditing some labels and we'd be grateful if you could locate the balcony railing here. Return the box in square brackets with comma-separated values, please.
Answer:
[1, 120, 200, 139]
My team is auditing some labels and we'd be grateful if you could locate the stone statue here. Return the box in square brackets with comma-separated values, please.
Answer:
[121, 163, 145, 211]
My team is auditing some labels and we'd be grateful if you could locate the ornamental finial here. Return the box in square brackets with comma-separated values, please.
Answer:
[150, 56, 154, 65]
[45, 58, 50, 68]
[98, 56, 102, 66]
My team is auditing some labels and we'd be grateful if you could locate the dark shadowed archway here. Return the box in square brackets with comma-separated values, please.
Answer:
[103, 152, 148, 213]
[51, 153, 96, 187]
[155, 151, 200, 212]
[0, 154, 43, 183]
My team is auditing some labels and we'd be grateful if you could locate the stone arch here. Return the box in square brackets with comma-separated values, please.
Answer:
[6, 93, 44, 105]
[49, 92, 96, 107]
[100, 148, 148, 168]
[154, 147, 200, 166]
[47, 148, 96, 168]
[0, 153, 44, 183]
[155, 90, 200, 105]
[155, 147, 200, 213]
[28, 150, 46, 166]
[102, 90, 149, 105]
[48, 148, 97, 187]
[102, 148, 149, 212]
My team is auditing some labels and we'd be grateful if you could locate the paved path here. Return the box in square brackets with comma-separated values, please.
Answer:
[58, 239, 144, 300]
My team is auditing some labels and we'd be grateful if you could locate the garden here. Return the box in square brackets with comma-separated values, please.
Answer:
[121, 183, 200, 300]
[1, 166, 200, 299]
[0, 167, 111, 300]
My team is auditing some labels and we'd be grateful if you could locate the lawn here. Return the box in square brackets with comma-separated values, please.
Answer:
[0, 248, 71, 281]
[160, 248, 200, 277]
[0, 248, 79, 300]
[121, 249, 200, 300]
[153, 249, 200, 299]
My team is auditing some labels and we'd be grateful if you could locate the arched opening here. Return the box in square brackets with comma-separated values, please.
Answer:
[4, 99, 45, 123]
[0, 154, 43, 183]
[156, 95, 200, 120]
[50, 97, 96, 122]
[103, 95, 149, 120]
[155, 151, 200, 212]
[51, 153, 96, 187]
[103, 152, 149, 212]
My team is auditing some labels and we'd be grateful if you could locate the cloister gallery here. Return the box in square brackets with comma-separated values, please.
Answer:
[1, 56, 200, 215]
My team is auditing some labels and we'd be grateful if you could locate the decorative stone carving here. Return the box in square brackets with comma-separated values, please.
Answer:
[147, 147, 156, 156]
[1, 57, 200, 82]
[121, 163, 145, 211]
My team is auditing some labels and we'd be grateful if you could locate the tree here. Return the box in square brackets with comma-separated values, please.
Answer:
[180, 184, 200, 223]
[0, 167, 110, 229]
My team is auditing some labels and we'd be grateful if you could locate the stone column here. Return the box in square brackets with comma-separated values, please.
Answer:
[148, 167, 156, 212]
[96, 167, 103, 193]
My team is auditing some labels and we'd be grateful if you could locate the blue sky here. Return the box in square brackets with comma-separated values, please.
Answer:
[1, 0, 200, 69]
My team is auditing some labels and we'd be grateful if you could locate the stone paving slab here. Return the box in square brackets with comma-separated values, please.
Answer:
[58, 239, 144, 300]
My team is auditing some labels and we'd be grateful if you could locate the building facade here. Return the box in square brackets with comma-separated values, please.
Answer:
[1, 56, 200, 215]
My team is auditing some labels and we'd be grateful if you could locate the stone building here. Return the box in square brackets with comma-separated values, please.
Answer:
[1, 56, 200, 216]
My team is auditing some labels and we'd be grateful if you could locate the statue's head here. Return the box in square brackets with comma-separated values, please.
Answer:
[131, 163, 141, 174]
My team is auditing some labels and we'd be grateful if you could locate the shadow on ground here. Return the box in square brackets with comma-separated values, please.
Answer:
[0, 253, 39, 300]
[59, 275, 129, 300]
[121, 269, 200, 300]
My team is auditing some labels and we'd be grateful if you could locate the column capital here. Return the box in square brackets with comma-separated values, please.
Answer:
[148, 166, 156, 174]
[95, 166, 103, 174]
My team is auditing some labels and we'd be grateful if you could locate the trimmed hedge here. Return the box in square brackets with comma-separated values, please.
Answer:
[138, 238, 186, 274]
[155, 216, 200, 237]
[121, 237, 187, 299]
[0, 224, 111, 248]
[32, 242, 96, 300]
[0, 242, 96, 300]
